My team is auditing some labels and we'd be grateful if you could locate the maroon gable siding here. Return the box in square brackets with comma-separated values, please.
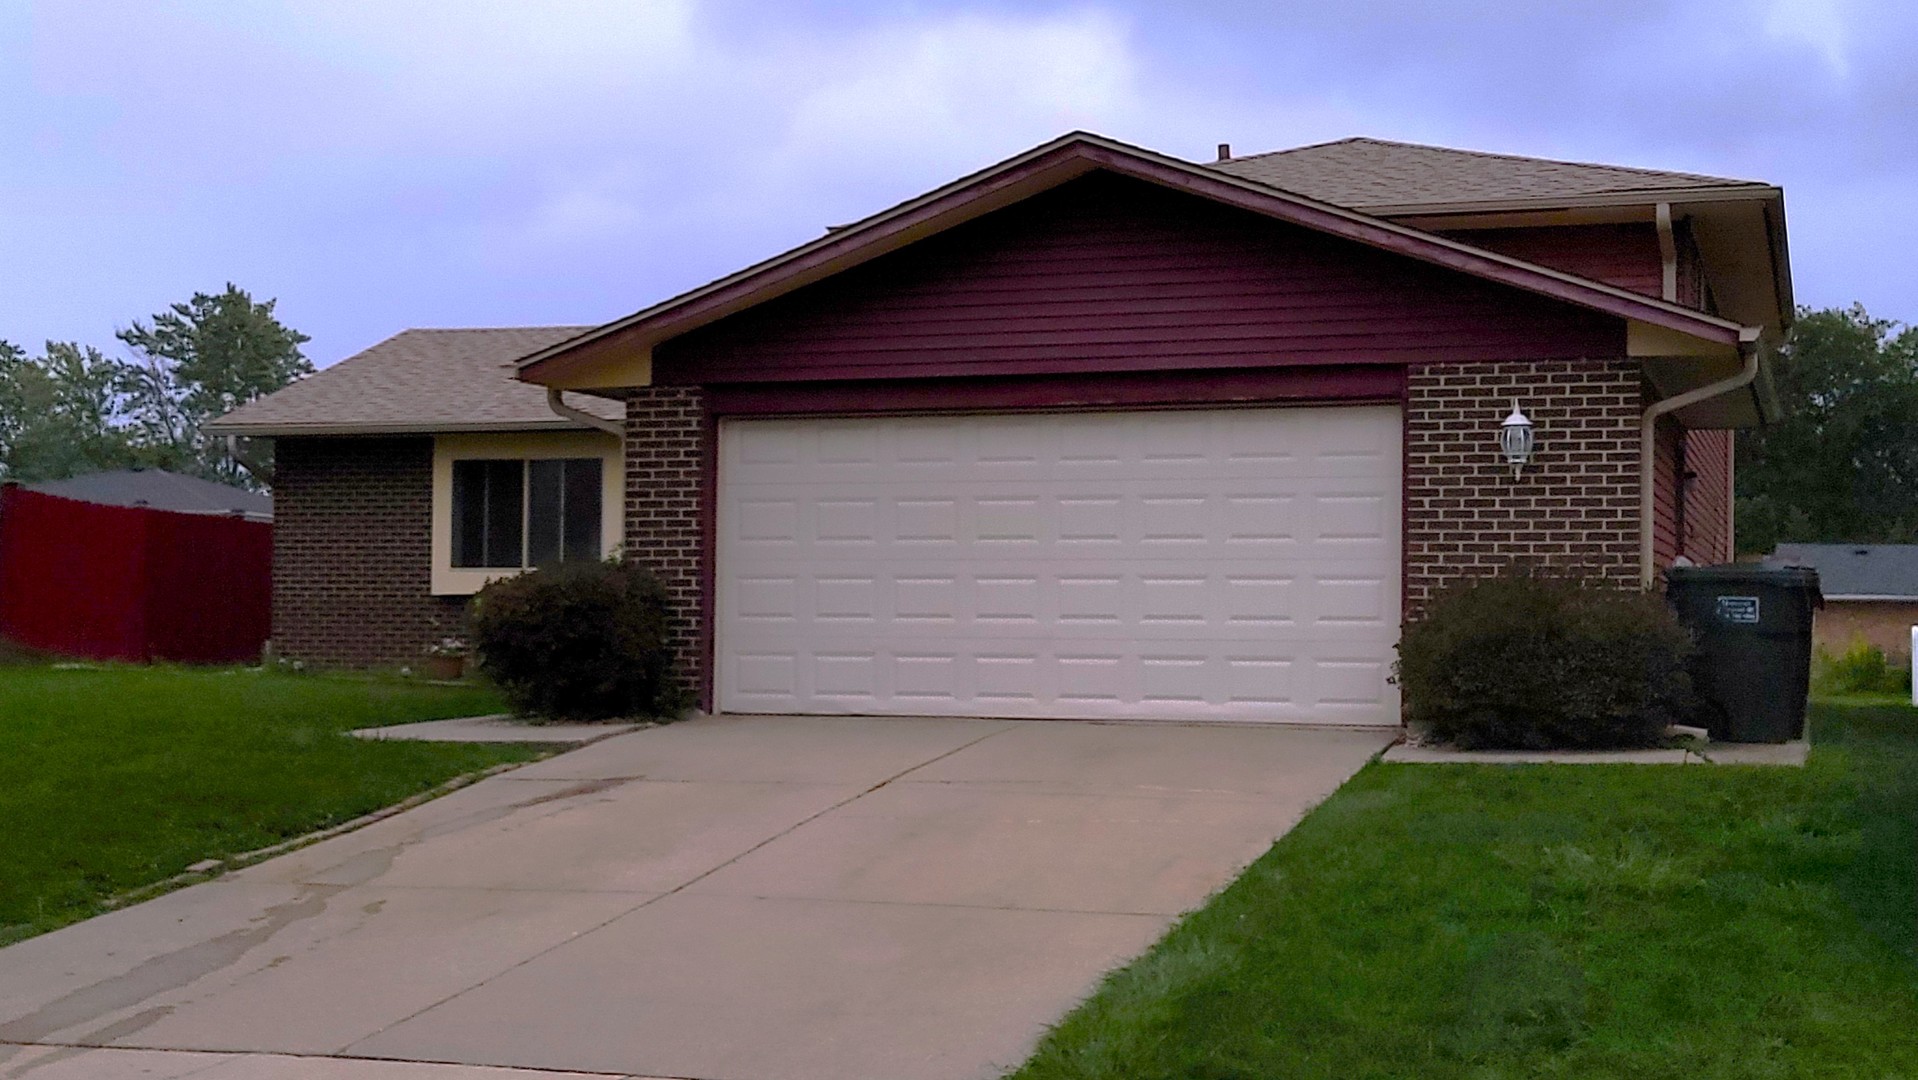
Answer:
[1439, 223, 1666, 300]
[653, 173, 1625, 385]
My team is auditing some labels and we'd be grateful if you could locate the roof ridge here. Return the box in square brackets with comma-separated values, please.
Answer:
[1218, 135, 1765, 188]
[1219, 136, 1368, 164]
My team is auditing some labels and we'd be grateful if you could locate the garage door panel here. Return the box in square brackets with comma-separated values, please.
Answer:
[729, 566, 1394, 636]
[719, 407, 1400, 724]
[724, 488, 1393, 555]
[722, 645, 1394, 722]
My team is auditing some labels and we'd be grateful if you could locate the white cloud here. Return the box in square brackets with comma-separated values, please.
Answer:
[779, 10, 1136, 164]
[1762, 0, 1852, 77]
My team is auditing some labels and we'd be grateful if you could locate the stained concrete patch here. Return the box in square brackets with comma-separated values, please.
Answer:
[349, 716, 640, 744]
[325, 780, 866, 894]
[0, 881, 310, 1039]
[83, 887, 649, 1056]
[230, 777, 619, 886]
[346, 892, 1167, 1080]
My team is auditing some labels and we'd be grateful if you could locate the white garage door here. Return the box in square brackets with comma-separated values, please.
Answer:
[717, 406, 1401, 725]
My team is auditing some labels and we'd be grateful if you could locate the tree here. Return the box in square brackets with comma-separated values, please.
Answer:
[1736, 305, 1918, 553]
[116, 283, 312, 485]
[0, 340, 134, 483]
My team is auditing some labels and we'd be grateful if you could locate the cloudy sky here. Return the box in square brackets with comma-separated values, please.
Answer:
[3, 1, 1912, 365]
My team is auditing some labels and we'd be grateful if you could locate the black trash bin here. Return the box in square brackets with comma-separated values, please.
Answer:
[1665, 565, 1823, 743]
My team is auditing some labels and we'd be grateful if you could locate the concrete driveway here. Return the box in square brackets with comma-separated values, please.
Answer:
[0, 716, 1390, 1080]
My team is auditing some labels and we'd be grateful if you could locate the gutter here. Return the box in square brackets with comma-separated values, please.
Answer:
[546, 388, 624, 436]
[1639, 328, 1763, 587]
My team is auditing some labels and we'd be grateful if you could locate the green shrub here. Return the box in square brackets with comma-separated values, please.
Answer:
[1395, 570, 1694, 749]
[1813, 638, 1913, 696]
[471, 558, 685, 721]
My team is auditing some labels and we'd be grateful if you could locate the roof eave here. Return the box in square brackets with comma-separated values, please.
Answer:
[1346, 184, 1783, 218]
[203, 419, 613, 438]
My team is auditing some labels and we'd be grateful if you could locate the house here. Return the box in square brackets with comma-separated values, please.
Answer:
[210, 133, 1793, 726]
[23, 467, 273, 521]
[1767, 544, 1918, 666]
[207, 326, 624, 664]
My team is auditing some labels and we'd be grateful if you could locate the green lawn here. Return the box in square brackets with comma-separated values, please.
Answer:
[0, 665, 544, 945]
[1013, 695, 1918, 1079]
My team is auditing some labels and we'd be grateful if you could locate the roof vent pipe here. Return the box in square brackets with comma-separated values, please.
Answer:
[1216, 143, 1231, 162]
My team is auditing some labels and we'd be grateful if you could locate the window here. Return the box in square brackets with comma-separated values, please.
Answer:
[451, 458, 602, 569]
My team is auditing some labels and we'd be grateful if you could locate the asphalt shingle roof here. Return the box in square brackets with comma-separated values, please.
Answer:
[1210, 137, 1769, 211]
[24, 468, 273, 519]
[1767, 544, 1918, 600]
[207, 327, 621, 436]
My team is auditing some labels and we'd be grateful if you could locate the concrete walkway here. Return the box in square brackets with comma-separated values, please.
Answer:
[350, 715, 643, 744]
[0, 716, 1391, 1080]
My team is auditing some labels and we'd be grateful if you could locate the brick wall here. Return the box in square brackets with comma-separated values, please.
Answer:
[272, 436, 467, 666]
[623, 387, 710, 695]
[1814, 601, 1918, 667]
[1404, 358, 1644, 609]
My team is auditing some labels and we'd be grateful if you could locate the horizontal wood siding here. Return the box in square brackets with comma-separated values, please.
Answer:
[1684, 428, 1733, 563]
[655, 173, 1625, 385]
[1652, 415, 1683, 570]
[1440, 223, 1666, 300]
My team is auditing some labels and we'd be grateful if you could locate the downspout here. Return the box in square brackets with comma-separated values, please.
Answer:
[225, 435, 274, 486]
[1639, 330, 1762, 588]
[1656, 202, 1679, 302]
[546, 388, 623, 436]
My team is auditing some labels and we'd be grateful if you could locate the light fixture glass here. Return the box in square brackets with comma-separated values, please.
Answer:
[1498, 401, 1535, 477]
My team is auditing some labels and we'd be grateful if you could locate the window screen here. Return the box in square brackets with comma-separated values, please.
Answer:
[456, 457, 601, 571]
[451, 459, 525, 569]
[528, 458, 602, 568]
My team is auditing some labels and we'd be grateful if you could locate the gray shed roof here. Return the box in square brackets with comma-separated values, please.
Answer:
[24, 469, 274, 520]
[207, 326, 622, 437]
[1766, 544, 1918, 600]
[1211, 137, 1771, 212]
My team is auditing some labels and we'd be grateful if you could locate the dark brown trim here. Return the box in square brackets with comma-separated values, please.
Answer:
[697, 409, 719, 714]
[1399, 377, 1413, 623]
[704, 365, 1405, 418]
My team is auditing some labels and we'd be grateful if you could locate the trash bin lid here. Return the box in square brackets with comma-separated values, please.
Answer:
[1666, 563, 1823, 605]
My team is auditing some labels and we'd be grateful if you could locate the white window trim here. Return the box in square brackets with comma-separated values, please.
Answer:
[431, 431, 624, 596]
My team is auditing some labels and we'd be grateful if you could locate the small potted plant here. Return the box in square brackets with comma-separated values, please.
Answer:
[423, 637, 468, 681]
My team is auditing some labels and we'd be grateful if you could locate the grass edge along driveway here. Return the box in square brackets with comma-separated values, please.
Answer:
[0, 665, 544, 945]
[1011, 695, 1918, 1080]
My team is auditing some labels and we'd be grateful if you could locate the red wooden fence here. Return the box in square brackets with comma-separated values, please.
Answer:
[0, 485, 271, 663]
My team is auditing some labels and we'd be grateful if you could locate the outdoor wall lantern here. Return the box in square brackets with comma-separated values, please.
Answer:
[1498, 401, 1536, 477]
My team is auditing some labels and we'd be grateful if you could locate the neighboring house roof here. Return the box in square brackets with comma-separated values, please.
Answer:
[1210, 137, 1774, 213]
[1767, 544, 1918, 601]
[22, 468, 273, 520]
[518, 131, 1756, 392]
[207, 326, 619, 437]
